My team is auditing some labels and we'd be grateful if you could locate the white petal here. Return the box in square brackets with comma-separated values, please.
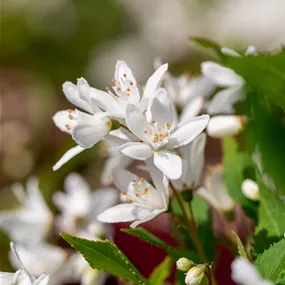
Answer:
[100, 155, 133, 186]
[72, 117, 109, 148]
[148, 88, 175, 127]
[0, 272, 17, 285]
[125, 104, 151, 141]
[62, 82, 93, 113]
[221, 47, 241, 57]
[180, 96, 204, 121]
[97, 204, 152, 224]
[245, 46, 258, 56]
[207, 87, 244, 115]
[119, 142, 153, 160]
[53, 145, 85, 171]
[206, 115, 244, 138]
[113, 169, 138, 193]
[64, 172, 91, 195]
[167, 115, 209, 149]
[115, 60, 137, 86]
[130, 209, 162, 228]
[153, 150, 182, 179]
[52, 110, 76, 134]
[107, 128, 136, 145]
[90, 88, 124, 118]
[181, 133, 206, 188]
[140, 63, 168, 111]
[201, 61, 244, 87]
[231, 257, 273, 285]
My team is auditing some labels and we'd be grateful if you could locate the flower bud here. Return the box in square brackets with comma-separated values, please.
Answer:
[206, 115, 246, 138]
[185, 265, 207, 285]
[176, 257, 194, 272]
[241, 179, 260, 201]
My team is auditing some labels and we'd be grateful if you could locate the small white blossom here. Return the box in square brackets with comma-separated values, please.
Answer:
[241, 179, 260, 201]
[0, 177, 52, 245]
[0, 243, 50, 285]
[231, 257, 273, 285]
[197, 166, 235, 212]
[53, 173, 117, 237]
[98, 159, 169, 228]
[176, 257, 194, 272]
[206, 115, 245, 138]
[119, 89, 209, 179]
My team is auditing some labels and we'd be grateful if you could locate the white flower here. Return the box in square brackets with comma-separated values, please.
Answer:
[206, 115, 245, 138]
[0, 177, 52, 245]
[241, 179, 260, 201]
[0, 243, 50, 285]
[197, 166, 235, 212]
[173, 133, 206, 190]
[53, 173, 117, 236]
[91, 60, 168, 115]
[9, 243, 67, 285]
[231, 257, 273, 285]
[119, 89, 209, 179]
[202, 61, 245, 115]
[176, 257, 194, 272]
[100, 128, 136, 185]
[98, 159, 169, 228]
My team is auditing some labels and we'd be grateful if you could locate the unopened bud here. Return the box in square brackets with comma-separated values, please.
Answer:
[207, 115, 246, 138]
[241, 179, 260, 201]
[176, 258, 194, 272]
[185, 265, 207, 285]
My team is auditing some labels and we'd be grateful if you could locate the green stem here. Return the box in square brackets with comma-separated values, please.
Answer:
[169, 181, 208, 263]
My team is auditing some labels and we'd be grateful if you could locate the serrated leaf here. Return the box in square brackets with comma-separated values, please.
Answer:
[232, 231, 247, 258]
[255, 239, 285, 282]
[256, 182, 285, 237]
[149, 256, 173, 285]
[122, 227, 191, 260]
[62, 234, 151, 285]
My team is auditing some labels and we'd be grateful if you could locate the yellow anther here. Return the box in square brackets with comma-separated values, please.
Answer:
[127, 93, 130, 97]
[123, 73, 127, 77]
[122, 192, 127, 195]
[68, 114, 73, 120]
[65, 124, 71, 130]
[143, 188, 149, 195]
[135, 193, 141, 198]
[132, 179, 136, 182]
[68, 109, 72, 113]
[130, 81, 133, 86]
[127, 88, 131, 92]
[112, 79, 116, 83]
[144, 130, 148, 134]
[165, 132, 169, 137]
[117, 87, 121, 92]
[140, 177, 145, 182]
[165, 123, 170, 127]
[106, 87, 110, 91]
[128, 199, 133, 203]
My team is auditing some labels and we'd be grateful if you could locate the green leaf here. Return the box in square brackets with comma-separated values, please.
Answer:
[122, 227, 191, 260]
[255, 239, 285, 283]
[226, 48, 285, 110]
[232, 231, 247, 258]
[256, 182, 285, 237]
[149, 257, 173, 285]
[62, 234, 151, 285]
[222, 137, 253, 202]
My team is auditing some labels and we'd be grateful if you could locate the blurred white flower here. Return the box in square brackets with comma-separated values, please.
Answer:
[185, 265, 207, 285]
[0, 243, 50, 285]
[173, 133, 206, 190]
[53, 173, 117, 238]
[241, 179, 260, 201]
[9, 243, 67, 285]
[197, 166, 235, 212]
[202, 62, 245, 115]
[119, 89, 209, 179]
[98, 159, 169, 228]
[206, 115, 245, 138]
[0, 177, 52, 245]
[231, 257, 273, 285]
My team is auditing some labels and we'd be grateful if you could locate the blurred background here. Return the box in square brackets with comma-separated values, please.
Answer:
[1, 0, 285, 281]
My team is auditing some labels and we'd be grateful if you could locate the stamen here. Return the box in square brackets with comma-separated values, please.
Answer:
[128, 199, 133, 203]
[140, 177, 145, 182]
[123, 73, 127, 77]
[127, 88, 131, 92]
[130, 81, 134, 86]
[117, 87, 121, 92]
[68, 114, 73, 120]
[143, 188, 148, 195]
[144, 130, 148, 134]
[68, 109, 72, 113]
[122, 192, 127, 195]
[112, 79, 116, 83]
[135, 193, 141, 198]
[132, 179, 136, 182]
[106, 87, 110, 91]
[65, 124, 71, 130]
[165, 123, 170, 127]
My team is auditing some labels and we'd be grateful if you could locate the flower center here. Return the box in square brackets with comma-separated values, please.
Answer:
[122, 177, 164, 209]
[105, 74, 140, 107]
[144, 121, 170, 150]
